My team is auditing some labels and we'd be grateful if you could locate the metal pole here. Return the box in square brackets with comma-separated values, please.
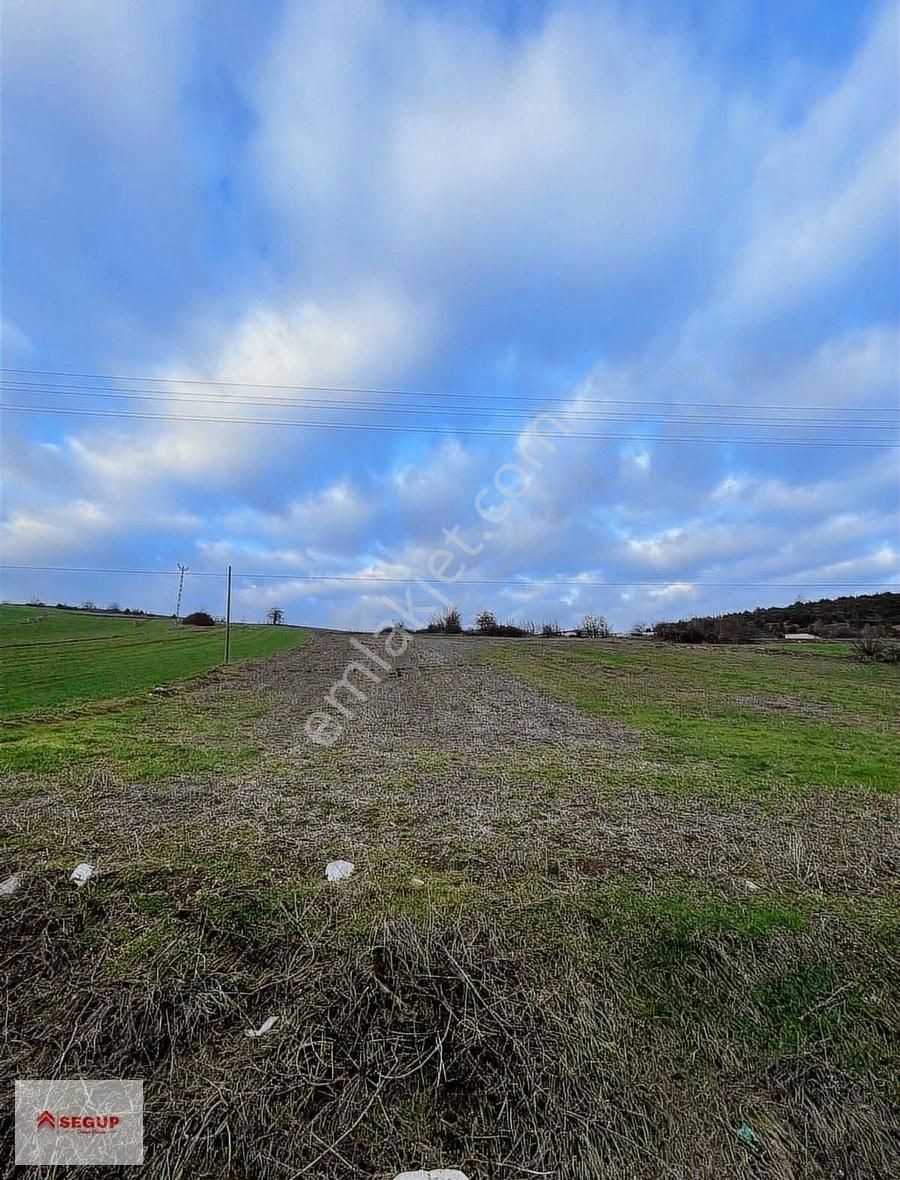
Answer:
[224, 565, 232, 664]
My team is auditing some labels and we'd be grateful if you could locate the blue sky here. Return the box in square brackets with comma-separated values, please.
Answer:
[1, 0, 898, 629]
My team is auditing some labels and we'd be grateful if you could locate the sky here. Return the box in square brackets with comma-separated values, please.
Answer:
[1, 0, 898, 631]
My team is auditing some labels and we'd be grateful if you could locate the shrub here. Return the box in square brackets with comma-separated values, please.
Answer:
[183, 611, 216, 627]
[853, 636, 883, 661]
[442, 606, 462, 634]
[424, 607, 463, 634]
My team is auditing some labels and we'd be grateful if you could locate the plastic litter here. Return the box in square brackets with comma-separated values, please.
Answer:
[409, 877, 426, 888]
[393, 1172, 469, 1180]
[70, 863, 95, 887]
[245, 1015, 279, 1038]
[325, 860, 355, 883]
[738, 1123, 755, 1145]
[0, 874, 20, 896]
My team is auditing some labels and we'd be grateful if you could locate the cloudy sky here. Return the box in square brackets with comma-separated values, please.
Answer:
[2, 0, 898, 631]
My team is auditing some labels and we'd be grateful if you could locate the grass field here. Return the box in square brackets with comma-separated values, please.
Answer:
[478, 638, 900, 795]
[0, 604, 308, 715]
[1, 631, 898, 1178]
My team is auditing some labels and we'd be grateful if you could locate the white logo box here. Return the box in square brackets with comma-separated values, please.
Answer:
[15, 1079, 144, 1166]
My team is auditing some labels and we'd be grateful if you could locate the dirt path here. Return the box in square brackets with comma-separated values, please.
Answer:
[6, 630, 897, 895]
[112, 630, 895, 897]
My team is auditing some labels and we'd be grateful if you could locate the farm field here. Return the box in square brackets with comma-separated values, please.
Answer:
[1, 631, 898, 1178]
[0, 604, 308, 715]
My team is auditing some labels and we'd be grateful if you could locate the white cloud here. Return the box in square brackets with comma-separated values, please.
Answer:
[0, 317, 33, 357]
[253, 0, 711, 288]
[0, 500, 113, 563]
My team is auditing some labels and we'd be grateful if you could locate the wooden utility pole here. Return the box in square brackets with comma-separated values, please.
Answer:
[224, 565, 233, 664]
[174, 564, 189, 621]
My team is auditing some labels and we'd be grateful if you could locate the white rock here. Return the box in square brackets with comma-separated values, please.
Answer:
[325, 859, 355, 883]
[0, 874, 20, 896]
[409, 877, 426, 888]
[245, 1015, 279, 1038]
[743, 879, 761, 892]
[70, 863, 95, 887]
[393, 1172, 469, 1180]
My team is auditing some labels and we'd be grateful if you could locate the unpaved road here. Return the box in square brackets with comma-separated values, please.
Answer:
[58, 630, 889, 897]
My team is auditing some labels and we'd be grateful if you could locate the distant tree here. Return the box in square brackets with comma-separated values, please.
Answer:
[541, 620, 561, 637]
[183, 611, 216, 627]
[580, 613, 609, 639]
[80, 600, 96, 611]
[425, 607, 461, 633]
[266, 606, 285, 625]
[28, 596, 44, 607]
[442, 606, 462, 634]
[107, 602, 121, 613]
[475, 609, 498, 634]
[629, 620, 647, 638]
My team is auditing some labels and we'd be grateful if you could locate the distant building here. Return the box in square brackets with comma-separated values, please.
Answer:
[782, 632, 819, 642]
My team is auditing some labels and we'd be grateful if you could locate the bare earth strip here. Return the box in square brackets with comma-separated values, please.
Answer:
[2, 632, 899, 1179]
[12, 631, 895, 895]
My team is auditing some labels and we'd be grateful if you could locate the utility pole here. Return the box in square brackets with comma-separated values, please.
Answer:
[224, 565, 232, 664]
[174, 564, 189, 621]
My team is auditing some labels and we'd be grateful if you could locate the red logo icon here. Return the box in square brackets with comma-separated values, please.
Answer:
[34, 1110, 119, 1134]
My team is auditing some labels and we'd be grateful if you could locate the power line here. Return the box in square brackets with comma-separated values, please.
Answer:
[2, 365, 896, 415]
[3, 379, 895, 430]
[1, 564, 893, 589]
[1, 403, 894, 447]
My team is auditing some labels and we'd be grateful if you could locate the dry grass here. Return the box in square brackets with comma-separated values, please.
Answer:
[2, 631, 899, 1177]
[2, 866, 898, 1180]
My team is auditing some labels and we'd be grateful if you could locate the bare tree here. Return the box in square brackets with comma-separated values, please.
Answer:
[266, 607, 285, 625]
[580, 613, 609, 639]
[475, 609, 498, 634]
[629, 620, 647, 637]
[442, 606, 462, 633]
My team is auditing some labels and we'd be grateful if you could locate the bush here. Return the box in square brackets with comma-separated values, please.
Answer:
[852, 636, 887, 661]
[182, 611, 216, 627]
[424, 607, 463, 634]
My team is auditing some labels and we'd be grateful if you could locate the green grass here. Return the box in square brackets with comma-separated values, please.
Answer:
[480, 640, 900, 795]
[0, 604, 307, 715]
[0, 688, 272, 780]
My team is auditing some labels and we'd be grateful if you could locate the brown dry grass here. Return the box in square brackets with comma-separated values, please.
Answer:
[2, 631, 898, 1177]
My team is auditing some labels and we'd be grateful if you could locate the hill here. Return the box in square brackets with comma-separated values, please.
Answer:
[0, 604, 307, 715]
[654, 591, 900, 643]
